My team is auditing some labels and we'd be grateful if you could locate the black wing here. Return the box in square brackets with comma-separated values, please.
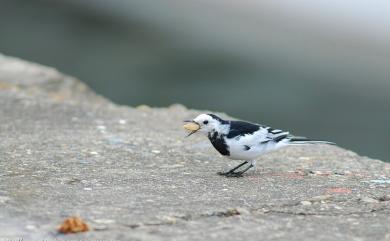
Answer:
[226, 121, 261, 139]
[264, 127, 291, 143]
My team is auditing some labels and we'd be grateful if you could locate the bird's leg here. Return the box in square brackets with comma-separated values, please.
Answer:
[217, 161, 248, 176]
[218, 160, 256, 177]
[232, 163, 254, 176]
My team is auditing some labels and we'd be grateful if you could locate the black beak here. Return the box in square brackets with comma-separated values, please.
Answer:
[186, 130, 197, 137]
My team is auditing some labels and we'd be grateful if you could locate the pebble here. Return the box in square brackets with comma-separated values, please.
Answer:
[93, 219, 116, 224]
[310, 170, 332, 176]
[118, 119, 127, 124]
[298, 157, 310, 161]
[236, 207, 250, 215]
[378, 195, 390, 202]
[25, 224, 37, 231]
[300, 201, 312, 206]
[79, 160, 89, 165]
[309, 195, 332, 202]
[107, 137, 125, 145]
[162, 216, 177, 224]
[333, 205, 343, 210]
[92, 225, 108, 231]
[334, 171, 353, 176]
[365, 179, 390, 184]
[0, 196, 10, 203]
[96, 125, 106, 131]
[360, 197, 379, 203]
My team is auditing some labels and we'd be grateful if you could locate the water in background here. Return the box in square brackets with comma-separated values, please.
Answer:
[1, 0, 389, 161]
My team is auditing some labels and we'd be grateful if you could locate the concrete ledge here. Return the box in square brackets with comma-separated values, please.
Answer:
[0, 54, 389, 240]
[0, 54, 106, 105]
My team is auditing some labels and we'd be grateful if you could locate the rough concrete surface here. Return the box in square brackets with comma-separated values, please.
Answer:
[0, 53, 389, 241]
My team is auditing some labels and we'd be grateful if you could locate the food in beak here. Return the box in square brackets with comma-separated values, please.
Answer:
[183, 122, 200, 131]
[183, 121, 200, 137]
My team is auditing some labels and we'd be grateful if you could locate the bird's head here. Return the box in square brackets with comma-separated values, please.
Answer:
[183, 114, 228, 137]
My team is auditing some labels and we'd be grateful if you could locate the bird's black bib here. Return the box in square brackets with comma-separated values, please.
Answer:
[208, 132, 229, 156]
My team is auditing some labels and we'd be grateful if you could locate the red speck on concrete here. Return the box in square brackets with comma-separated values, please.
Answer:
[326, 188, 352, 194]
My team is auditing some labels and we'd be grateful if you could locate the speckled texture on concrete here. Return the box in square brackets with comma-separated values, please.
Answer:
[0, 54, 389, 241]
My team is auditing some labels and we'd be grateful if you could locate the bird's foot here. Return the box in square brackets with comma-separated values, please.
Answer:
[217, 163, 254, 178]
[217, 171, 244, 178]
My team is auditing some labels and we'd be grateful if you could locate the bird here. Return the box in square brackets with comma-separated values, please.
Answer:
[183, 113, 334, 177]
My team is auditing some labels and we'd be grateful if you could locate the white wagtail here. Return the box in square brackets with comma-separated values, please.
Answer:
[183, 113, 334, 177]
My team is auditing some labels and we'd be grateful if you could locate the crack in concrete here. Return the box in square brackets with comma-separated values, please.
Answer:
[259, 197, 390, 217]
[119, 208, 242, 229]
[117, 201, 390, 230]
[263, 206, 390, 217]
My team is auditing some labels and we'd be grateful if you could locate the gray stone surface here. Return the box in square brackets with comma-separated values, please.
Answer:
[0, 54, 389, 241]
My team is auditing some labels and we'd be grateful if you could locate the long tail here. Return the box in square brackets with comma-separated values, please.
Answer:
[288, 137, 335, 145]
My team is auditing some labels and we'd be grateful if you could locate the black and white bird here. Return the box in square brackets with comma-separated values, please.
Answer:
[183, 113, 334, 177]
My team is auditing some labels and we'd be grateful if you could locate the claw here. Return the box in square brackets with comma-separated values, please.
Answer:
[217, 171, 229, 176]
[217, 171, 244, 178]
[226, 172, 244, 178]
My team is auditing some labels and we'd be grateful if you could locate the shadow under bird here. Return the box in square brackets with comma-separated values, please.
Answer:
[183, 114, 335, 177]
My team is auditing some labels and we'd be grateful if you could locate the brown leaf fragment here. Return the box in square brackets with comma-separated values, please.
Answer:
[58, 216, 90, 234]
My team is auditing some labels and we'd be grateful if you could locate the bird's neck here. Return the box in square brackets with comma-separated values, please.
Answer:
[213, 121, 230, 135]
[205, 120, 230, 139]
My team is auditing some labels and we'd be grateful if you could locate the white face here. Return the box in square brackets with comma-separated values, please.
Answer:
[193, 114, 221, 135]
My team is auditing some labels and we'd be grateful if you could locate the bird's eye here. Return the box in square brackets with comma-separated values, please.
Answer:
[203, 120, 209, 125]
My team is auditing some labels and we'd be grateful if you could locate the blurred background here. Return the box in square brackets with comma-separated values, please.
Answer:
[1, 0, 389, 161]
